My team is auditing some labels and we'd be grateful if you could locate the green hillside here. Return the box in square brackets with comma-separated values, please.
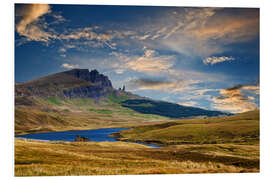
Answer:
[15, 94, 169, 135]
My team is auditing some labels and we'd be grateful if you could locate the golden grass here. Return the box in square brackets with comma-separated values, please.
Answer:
[118, 110, 259, 145]
[15, 139, 259, 176]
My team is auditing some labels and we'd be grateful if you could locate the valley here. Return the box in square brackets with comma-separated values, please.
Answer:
[14, 69, 260, 176]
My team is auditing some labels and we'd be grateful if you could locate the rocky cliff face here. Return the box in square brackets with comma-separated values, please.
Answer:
[62, 84, 111, 98]
[15, 69, 114, 99]
[63, 69, 112, 88]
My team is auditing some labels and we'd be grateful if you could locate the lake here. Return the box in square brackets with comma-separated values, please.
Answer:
[15, 128, 161, 148]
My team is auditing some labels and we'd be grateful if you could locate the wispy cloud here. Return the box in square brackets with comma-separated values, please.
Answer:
[15, 4, 57, 42]
[141, 8, 259, 57]
[15, 5, 118, 49]
[15, 6, 259, 61]
[177, 101, 198, 107]
[111, 48, 175, 74]
[126, 78, 200, 93]
[212, 84, 259, 113]
[203, 56, 235, 65]
[242, 85, 260, 95]
[59, 27, 117, 49]
[61, 63, 79, 69]
[127, 78, 173, 90]
[59, 27, 111, 41]
[126, 51, 174, 74]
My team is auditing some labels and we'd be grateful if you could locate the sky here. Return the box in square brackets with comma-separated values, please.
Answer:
[15, 4, 260, 113]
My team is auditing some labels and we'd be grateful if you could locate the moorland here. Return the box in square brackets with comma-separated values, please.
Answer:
[14, 69, 259, 176]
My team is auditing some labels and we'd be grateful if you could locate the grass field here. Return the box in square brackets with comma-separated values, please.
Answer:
[14, 110, 260, 176]
[116, 110, 259, 146]
[15, 139, 259, 176]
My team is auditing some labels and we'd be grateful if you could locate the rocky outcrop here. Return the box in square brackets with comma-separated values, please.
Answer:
[63, 69, 112, 88]
[15, 69, 114, 99]
[61, 69, 114, 98]
[74, 135, 90, 142]
[63, 85, 111, 98]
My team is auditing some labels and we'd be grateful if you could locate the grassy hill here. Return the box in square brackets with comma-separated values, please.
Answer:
[15, 93, 169, 135]
[115, 110, 259, 145]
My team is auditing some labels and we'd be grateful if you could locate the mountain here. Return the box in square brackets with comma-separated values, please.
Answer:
[15, 69, 229, 117]
[15, 69, 114, 99]
[15, 69, 229, 135]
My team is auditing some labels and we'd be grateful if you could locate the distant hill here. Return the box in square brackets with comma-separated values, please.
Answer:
[121, 99, 230, 118]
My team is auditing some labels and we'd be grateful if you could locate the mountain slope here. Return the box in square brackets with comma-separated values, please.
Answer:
[15, 69, 228, 117]
[15, 69, 230, 134]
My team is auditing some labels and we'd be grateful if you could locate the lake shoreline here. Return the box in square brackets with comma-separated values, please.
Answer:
[110, 131, 164, 147]
[15, 127, 162, 148]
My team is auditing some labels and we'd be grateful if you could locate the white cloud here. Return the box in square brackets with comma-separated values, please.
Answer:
[50, 13, 66, 24]
[58, 48, 66, 53]
[203, 56, 235, 65]
[127, 50, 174, 74]
[132, 34, 151, 40]
[110, 48, 176, 75]
[177, 101, 198, 107]
[61, 63, 79, 69]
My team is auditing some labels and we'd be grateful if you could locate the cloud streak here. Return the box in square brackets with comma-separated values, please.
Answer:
[61, 63, 79, 69]
[212, 84, 259, 113]
[140, 8, 259, 57]
[15, 6, 259, 61]
[15, 4, 57, 42]
[127, 78, 200, 93]
[110, 49, 176, 74]
[177, 101, 198, 107]
[203, 56, 235, 65]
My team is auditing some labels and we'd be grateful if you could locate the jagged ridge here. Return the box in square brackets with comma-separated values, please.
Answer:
[63, 69, 112, 88]
[15, 69, 114, 99]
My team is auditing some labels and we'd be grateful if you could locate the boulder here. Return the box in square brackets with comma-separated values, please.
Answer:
[74, 135, 90, 142]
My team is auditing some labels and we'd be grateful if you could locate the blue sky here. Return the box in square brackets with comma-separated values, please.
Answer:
[15, 4, 259, 113]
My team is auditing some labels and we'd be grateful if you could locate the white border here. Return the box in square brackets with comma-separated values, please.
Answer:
[11, 0, 262, 7]
[1, 0, 270, 180]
